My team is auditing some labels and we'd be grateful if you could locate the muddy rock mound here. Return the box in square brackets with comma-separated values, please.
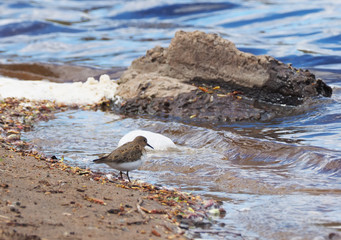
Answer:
[117, 30, 332, 122]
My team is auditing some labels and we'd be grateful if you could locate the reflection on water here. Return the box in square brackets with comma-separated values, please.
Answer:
[22, 108, 341, 239]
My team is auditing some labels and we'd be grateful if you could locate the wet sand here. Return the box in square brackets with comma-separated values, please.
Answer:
[0, 62, 124, 83]
[0, 97, 216, 240]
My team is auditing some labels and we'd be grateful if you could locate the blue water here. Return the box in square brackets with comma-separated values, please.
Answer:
[1, 0, 340, 70]
[2, 1, 341, 239]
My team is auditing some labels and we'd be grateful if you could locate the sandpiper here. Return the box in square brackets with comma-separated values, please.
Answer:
[93, 136, 153, 182]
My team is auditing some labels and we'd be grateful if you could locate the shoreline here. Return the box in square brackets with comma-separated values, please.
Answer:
[0, 97, 222, 240]
[0, 145, 184, 240]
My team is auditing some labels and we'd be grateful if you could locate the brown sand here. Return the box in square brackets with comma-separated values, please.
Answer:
[0, 146, 186, 240]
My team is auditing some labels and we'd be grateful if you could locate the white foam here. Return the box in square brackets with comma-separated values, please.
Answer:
[0, 74, 119, 105]
[118, 130, 176, 151]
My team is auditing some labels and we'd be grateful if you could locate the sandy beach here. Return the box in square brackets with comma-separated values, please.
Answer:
[0, 145, 186, 240]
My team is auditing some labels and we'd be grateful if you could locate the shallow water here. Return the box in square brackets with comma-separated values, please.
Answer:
[22, 90, 341, 239]
[2, 0, 341, 239]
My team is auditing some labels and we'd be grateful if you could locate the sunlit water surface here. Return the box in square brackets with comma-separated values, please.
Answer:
[1, 0, 341, 69]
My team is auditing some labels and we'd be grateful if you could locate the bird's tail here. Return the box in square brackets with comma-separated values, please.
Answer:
[93, 153, 109, 163]
[93, 157, 106, 163]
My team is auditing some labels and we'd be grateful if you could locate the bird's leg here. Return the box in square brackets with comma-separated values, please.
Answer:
[126, 171, 131, 182]
[119, 171, 123, 180]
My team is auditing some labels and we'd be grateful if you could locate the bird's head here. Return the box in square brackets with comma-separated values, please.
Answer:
[134, 136, 154, 149]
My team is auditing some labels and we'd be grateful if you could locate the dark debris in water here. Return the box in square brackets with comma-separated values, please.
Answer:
[0, 97, 113, 149]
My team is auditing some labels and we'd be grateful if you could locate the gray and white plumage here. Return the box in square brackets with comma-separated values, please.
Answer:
[93, 136, 153, 182]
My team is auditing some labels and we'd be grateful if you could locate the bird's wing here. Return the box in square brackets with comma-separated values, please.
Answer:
[105, 142, 144, 163]
[93, 141, 132, 163]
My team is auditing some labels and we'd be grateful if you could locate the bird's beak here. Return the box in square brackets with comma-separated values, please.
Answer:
[147, 143, 154, 149]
